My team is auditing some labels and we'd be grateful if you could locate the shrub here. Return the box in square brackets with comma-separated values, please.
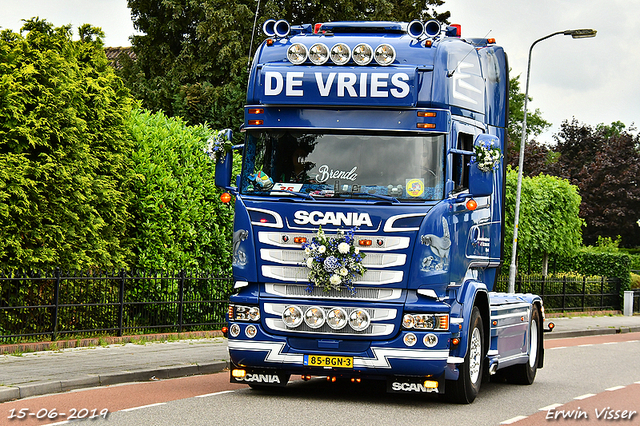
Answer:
[127, 108, 234, 274]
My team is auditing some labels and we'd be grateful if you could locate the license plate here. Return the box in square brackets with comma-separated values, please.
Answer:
[303, 354, 354, 369]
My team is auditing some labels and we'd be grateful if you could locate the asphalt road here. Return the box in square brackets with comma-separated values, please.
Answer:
[2, 333, 639, 426]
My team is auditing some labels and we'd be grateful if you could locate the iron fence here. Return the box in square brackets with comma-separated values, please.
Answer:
[495, 275, 621, 312]
[0, 269, 233, 343]
[634, 289, 640, 314]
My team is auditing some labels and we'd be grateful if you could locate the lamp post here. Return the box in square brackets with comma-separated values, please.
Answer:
[507, 28, 597, 294]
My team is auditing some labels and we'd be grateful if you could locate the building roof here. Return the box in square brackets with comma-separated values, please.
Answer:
[104, 46, 136, 69]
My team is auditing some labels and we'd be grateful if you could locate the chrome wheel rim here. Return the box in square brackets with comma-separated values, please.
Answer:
[469, 327, 482, 384]
[529, 319, 538, 368]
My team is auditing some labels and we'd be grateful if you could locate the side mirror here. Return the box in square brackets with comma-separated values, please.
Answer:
[468, 134, 501, 197]
[214, 129, 234, 189]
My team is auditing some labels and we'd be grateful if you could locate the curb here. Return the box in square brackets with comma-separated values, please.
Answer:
[545, 326, 640, 340]
[0, 361, 228, 404]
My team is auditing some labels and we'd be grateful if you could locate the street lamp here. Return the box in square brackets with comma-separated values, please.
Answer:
[507, 28, 597, 294]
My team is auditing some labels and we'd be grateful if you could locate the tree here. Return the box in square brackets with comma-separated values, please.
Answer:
[551, 120, 640, 247]
[504, 167, 583, 275]
[0, 19, 135, 270]
[120, 0, 451, 134]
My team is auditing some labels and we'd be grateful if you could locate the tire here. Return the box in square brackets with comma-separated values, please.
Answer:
[446, 306, 484, 404]
[507, 306, 540, 385]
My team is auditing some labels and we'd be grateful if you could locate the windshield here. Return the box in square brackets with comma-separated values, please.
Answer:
[240, 132, 445, 201]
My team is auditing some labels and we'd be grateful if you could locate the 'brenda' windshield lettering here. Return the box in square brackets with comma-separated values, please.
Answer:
[315, 165, 358, 183]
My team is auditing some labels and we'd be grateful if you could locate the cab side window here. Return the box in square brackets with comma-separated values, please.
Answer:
[453, 132, 473, 192]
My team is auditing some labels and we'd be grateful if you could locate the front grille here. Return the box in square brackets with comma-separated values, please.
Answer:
[265, 283, 403, 301]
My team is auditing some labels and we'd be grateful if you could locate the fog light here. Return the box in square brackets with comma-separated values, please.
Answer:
[232, 369, 246, 378]
[349, 309, 370, 331]
[403, 332, 417, 346]
[245, 324, 257, 338]
[327, 307, 348, 330]
[423, 333, 438, 347]
[304, 306, 326, 329]
[229, 323, 241, 337]
[282, 305, 303, 328]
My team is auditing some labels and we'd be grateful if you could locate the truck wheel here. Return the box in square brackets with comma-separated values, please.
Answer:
[507, 307, 540, 385]
[446, 306, 484, 404]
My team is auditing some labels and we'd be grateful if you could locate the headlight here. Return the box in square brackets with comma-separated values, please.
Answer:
[352, 43, 373, 65]
[304, 306, 326, 329]
[326, 307, 348, 330]
[245, 324, 257, 338]
[231, 304, 261, 322]
[403, 332, 417, 346]
[309, 43, 329, 65]
[287, 43, 308, 65]
[282, 305, 303, 328]
[402, 313, 449, 330]
[229, 323, 241, 337]
[349, 309, 370, 331]
[374, 44, 396, 66]
[330, 43, 351, 65]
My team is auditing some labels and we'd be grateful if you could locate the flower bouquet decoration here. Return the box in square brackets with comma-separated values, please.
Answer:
[302, 227, 366, 293]
[204, 130, 233, 163]
[471, 139, 502, 172]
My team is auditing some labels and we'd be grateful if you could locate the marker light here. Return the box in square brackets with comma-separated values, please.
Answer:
[248, 108, 264, 114]
[417, 111, 437, 117]
[248, 120, 264, 126]
[466, 199, 478, 211]
[220, 193, 232, 203]
[352, 43, 373, 65]
[358, 239, 372, 246]
[294, 236, 307, 244]
[374, 44, 396, 66]
[309, 43, 330, 65]
[287, 43, 308, 65]
[487, 38, 496, 44]
[330, 43, 351, 65]
[417, 123, 436, 129]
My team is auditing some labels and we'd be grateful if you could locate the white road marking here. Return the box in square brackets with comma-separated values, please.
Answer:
[574, 393, 596, 400]
[195, 390, 235, 398]
[539, 403, 563, 411]
[121, 402, 167, 412]
[605, 385, 626, 391]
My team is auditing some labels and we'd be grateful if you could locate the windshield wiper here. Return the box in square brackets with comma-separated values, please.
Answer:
[350, 192, 401, 203]
[276, 189, 316, 201]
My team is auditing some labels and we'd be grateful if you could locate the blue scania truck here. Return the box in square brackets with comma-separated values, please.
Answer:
[215, 19, 547, 403]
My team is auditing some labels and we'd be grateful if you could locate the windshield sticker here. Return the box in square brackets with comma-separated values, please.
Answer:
[406, 178, 424, 197]
[315, 165, 358, 183]
[271, 183, 303, 195]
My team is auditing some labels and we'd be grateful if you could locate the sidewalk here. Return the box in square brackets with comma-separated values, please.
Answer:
[1, 315, 639, 403]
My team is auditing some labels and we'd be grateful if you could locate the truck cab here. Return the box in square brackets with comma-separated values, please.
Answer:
[217, 19, 544, 403]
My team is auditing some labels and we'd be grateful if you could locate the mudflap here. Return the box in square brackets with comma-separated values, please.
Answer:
[229, 363, 290, 387]
[386, 374, 444, 395]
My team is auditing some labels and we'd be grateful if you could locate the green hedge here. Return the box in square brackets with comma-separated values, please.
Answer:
[0, 20, 134, 270]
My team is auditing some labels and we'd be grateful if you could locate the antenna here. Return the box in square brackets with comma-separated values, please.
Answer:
[247, 0, 262, 71]
[447, 30, 491, 77]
